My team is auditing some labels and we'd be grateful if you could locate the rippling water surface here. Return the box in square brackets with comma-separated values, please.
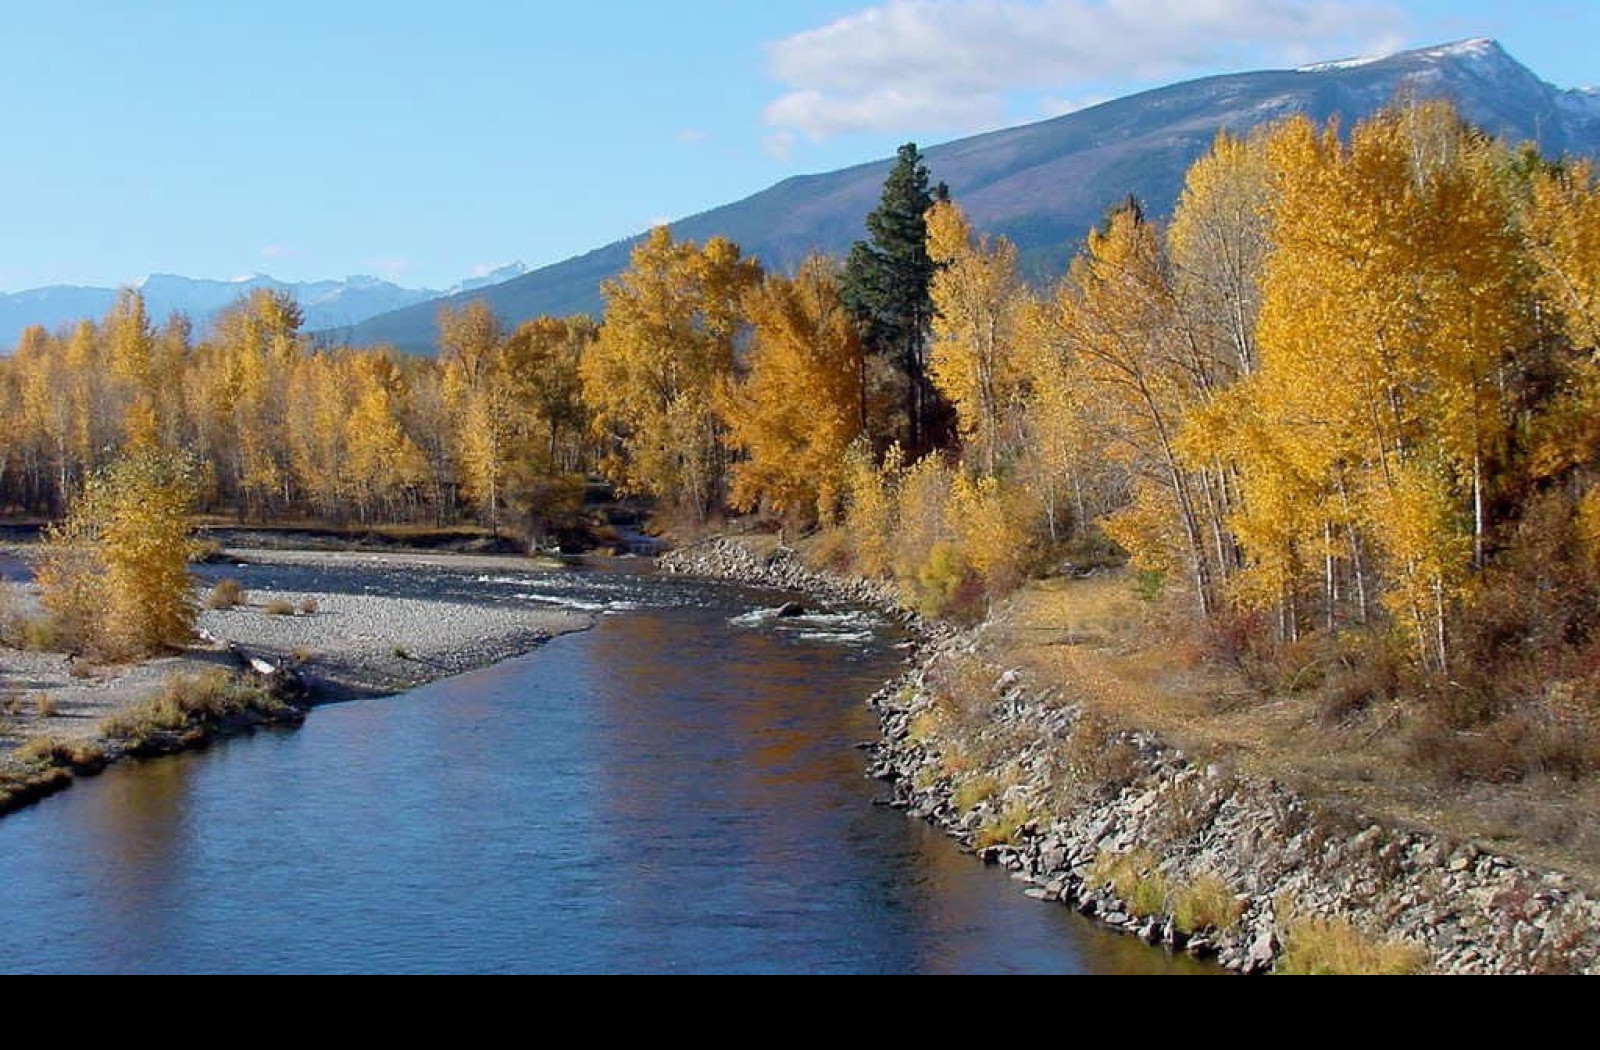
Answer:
[0, 562, 1213, 974]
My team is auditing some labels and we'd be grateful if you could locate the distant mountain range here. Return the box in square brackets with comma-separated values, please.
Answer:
[330, 38, 1600, 354]
[0, 262, 528, 351]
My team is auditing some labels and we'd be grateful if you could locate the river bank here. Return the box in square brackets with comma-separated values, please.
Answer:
[658, 536, 1600, 974]
[0, 545, 591, 814]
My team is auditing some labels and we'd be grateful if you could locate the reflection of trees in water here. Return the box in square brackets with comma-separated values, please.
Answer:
[75, 754, 199, 961]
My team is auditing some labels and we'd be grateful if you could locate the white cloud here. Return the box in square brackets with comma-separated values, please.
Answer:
[764, 0, 1408, 139]
[260, 243, 301, 260]
[677, 127, 711, 145]
[763, 130, 798, 161]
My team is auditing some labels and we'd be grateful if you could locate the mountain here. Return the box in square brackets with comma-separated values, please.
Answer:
[338, 38, 1600, 355]
[0, 272, 446, 351]
[446, 261, 529, 295]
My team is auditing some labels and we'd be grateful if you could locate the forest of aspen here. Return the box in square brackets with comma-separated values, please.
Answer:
[7, 101, 1600, 782]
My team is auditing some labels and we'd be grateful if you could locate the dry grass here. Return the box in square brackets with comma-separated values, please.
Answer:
[952, 774, 1000, 810]
[985, 570, 1600, 887]
[1089, 848, 1172, 919]
[1276, 915, 1429, 975]
[1173, 873, 1245, 934]
[98, 670, 287, 749]
[206, 578, 247, 609]
[13, 734, 106, 770]
[262, 598, 296, 616]
[973, 800, 1033, 849]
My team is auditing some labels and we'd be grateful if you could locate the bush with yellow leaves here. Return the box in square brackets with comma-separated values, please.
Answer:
[37, 449, 199, 660]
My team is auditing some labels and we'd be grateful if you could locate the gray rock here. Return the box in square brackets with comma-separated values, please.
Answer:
[1244, 930, 1278, 973]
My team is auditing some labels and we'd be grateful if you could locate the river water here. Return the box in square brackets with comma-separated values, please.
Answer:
[0, 561, 1210, 973]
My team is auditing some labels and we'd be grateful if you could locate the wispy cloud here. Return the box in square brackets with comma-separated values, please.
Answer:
[763, 0, 1407, 140]
[260, 243, 302, 260]
[677, 127, 711, 145]
[763, 130, 797, 161]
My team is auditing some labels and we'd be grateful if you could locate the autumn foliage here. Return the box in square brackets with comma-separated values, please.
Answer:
[7, 106, 1600, 775]
[38, 449, 199, 659]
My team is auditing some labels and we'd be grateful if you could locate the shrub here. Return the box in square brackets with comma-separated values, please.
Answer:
[207, 578, 247, 609]
[952, 774, 1000, 811]
[973, 801, 1033, 849]
[98, 670, 285, 748]
[1276, 915, 1428, 975]
[37, 449, 199, 659]
[807, 527, 854, 573]
[1089, 848, 1172, 919]
[20, 617, 60, 652]
[914, 541, 982, 621]
[263, 599, 296, 616]
[1133, 568, 1165, 603]
[842, 441, 902, 579]
[298, 597, 318, 615]
[34, 694, 58, 718]
[1065, 711, 1141, 795]
[1173, 873, 1244, 933]
[13, 734, 104, 770]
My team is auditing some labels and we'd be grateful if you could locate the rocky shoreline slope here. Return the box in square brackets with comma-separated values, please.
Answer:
[659, 537, 1600, 974]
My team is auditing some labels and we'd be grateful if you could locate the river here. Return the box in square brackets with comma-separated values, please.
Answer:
[0, 561, 1211, 973]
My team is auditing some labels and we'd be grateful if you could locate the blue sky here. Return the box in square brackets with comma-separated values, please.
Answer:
[1, 1, 1593, 292]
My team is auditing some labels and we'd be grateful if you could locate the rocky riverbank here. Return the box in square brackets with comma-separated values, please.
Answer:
[659, 537, 933, 629]
[660, 536, 1600, 974]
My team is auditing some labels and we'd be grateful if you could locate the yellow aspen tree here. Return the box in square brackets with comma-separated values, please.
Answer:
[211, 290, 303, 516]
[1055, 200, 1217, 615]
[285, 352, 352, 519]
[17, 326, 77, 510]
[106, 288, 164, 451]
[62, 320, 106, 477]
[926, 199, 1028, 477]
[501, 315, 593, 476]
[581, 227, 760, 518]
[721, 255, 864, 524]
[151, 312, 193, 454]
[1527, 159, 1600, 353]
[1238, 104, 1521, 665]
[950, 470, 1037, 594]
[346, 352, 428, 522]
[1168, 131, 1275, 382]
[439, 299, 512, 533]
[842, 439, 903, 578]
[1167, 131, 1281, 592]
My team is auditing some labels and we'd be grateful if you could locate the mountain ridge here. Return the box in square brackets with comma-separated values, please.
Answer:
[0, 263, 529, 352]
[329, 37, 1600, 355]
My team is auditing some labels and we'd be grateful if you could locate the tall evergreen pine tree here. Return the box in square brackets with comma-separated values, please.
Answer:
[842, 142, 949, 455]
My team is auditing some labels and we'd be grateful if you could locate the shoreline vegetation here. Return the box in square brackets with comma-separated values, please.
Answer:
[662, 536, 1600, 975]
[0, 543, 590, 816]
